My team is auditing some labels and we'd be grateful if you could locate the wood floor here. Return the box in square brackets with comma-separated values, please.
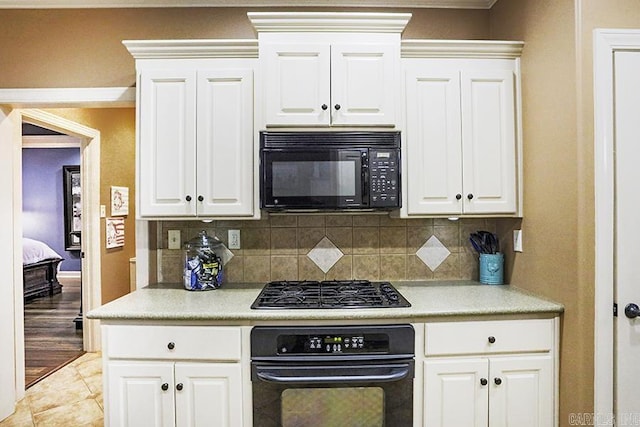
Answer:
[24, 277, 84, 388]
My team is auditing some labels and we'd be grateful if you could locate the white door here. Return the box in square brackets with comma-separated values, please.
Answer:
[460, 70, 517, 214]
[107, 362, 175, 427]
[174, 363, 243, 427]
[262, 43, 331, 126]
[404, 65, 463, 215]
[613, 49, 640, 421]
[331, 43, 397, 126]
[489, 355, 553, 427]
[138, 68, 197, 217]
[593, 29, 640, 422]
[197, 68, 254, 217]
[423, 358, 489, 427]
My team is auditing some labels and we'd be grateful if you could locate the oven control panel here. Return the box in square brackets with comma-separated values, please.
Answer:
[278, 333, 389, 354]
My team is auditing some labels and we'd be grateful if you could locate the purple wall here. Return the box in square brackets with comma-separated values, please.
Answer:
[22, 148, 81, 271]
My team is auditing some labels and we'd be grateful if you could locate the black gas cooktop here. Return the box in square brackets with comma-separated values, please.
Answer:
[250, 280, 411, 309]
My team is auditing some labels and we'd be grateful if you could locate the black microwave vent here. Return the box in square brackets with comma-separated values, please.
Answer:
[261, 131, 400, 148]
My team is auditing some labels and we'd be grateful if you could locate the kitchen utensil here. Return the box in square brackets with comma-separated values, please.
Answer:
[470, 231, 500, 254]
[469, 234, 486, 254]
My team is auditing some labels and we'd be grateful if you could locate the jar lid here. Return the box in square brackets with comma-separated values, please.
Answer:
[184, 230, 222, 249]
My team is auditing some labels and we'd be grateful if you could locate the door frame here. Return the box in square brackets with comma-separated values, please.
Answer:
[593, 28, 640, 419]
[0, 87, 134, 413]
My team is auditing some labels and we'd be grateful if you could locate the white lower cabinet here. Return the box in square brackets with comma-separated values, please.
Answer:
[108, 361, 242, 427]
[421, 319, 557, 427]
[103, 325, 244, 427]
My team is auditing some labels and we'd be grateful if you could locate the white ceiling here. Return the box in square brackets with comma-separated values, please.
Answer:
[0, 0, 497, 9]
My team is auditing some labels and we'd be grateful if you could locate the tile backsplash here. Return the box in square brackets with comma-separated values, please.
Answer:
[157, 214, 497, 284]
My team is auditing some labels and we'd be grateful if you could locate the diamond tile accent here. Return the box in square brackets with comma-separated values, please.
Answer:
[416, 235, 451, 271]
[307, 236, 344, 273]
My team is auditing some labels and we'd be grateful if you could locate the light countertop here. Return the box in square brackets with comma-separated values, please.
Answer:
[87, 281, 564, 323]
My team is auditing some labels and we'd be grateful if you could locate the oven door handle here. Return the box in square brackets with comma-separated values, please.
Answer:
[254, 363, 412, 384]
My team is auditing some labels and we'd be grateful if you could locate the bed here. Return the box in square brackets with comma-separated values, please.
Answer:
[23, 238, 63, 300]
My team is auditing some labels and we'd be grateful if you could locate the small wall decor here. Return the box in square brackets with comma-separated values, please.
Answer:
[106, 217, 125, 249]
[63, 165, 81, 251]
[110, 186, 129, 216]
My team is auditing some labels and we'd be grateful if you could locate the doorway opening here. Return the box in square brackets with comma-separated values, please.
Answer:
[21, 123, 84, 387]
[11, 108, 102, 397]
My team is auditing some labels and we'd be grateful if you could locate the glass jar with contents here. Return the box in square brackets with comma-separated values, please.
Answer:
[183, 230, 224, 290]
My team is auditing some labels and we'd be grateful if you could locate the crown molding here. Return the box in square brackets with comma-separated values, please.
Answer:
[402, 39, 524, 58]
[123, 39, 259, 59]
[248, 12, 412, 33]
[0, 0, 497, 9]
[0, 87, 135, 107]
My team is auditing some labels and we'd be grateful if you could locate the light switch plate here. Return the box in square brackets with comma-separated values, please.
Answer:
[168, 230, 181, 250]
[513, 229, 523, 252]
[100, 205, 106, 218]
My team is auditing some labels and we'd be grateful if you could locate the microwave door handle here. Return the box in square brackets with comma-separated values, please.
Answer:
[255, 364, 411, 384]
[362, 152, 369, 204]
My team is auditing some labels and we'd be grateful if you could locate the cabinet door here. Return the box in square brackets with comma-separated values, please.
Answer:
[405, 67, 463, 215]
[461, 70, 517, 214]
[331, 43, 397, 126]
[197, 69, 254, 216]
[424, 358, 489, 427]
[489, 355, 553, 427]
[139, 68, 197, 217]
[107, 362, 175, 427]
[263, 43, 331, 126]
[174, 363, 243, 427]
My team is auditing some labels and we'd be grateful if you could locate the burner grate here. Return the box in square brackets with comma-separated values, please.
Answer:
[250, 280, 410, 309]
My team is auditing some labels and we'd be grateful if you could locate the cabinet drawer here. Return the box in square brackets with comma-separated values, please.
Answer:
[106, 325, 241, 361]
[425, 319, 553, 356]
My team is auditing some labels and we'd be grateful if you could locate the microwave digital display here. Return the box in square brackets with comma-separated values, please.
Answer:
[260, 131, 401, 211]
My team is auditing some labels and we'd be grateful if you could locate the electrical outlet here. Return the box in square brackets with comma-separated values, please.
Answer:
[100, 205, 106, 218]
[513, 229, 523, 252]
[228, 229, 241, 250]
[168, 230, 181, 250]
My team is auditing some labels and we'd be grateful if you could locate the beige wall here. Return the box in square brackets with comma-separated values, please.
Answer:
[0, 7, 488, 88]
[46, 108, 136, 304]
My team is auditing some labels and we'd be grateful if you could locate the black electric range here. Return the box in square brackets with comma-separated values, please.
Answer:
[250, 279, 411, 309]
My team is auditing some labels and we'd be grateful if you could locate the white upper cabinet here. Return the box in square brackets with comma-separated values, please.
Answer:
[402, 41, 524, 217]
[126, 40, 259, 219]
[250, 12, 410, 128]
[262, 41, 397, 126]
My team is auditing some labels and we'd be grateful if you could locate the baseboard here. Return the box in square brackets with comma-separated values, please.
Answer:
[57, 270, 81, 280]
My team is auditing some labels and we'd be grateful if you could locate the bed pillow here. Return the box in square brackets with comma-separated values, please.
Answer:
[23, 238, 63, 265]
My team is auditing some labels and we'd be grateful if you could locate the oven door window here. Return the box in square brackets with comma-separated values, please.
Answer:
[282, 387, 383, 427]
[262, 149, 365, 209]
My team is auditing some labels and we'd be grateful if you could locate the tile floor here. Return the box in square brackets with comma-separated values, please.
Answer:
[0, 352, 103, 427]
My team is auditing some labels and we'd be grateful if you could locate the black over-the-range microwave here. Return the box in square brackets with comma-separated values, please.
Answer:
[260, 131, 401, 212]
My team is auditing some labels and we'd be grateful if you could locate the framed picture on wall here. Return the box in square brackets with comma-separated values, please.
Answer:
[63, 165, 81, 251]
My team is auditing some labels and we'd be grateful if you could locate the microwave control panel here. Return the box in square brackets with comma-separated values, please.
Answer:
[369, 149, 400, 207]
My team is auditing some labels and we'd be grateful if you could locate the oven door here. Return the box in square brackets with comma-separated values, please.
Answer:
[260, 148, 367, 210]
[251, 360, 414, 427]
